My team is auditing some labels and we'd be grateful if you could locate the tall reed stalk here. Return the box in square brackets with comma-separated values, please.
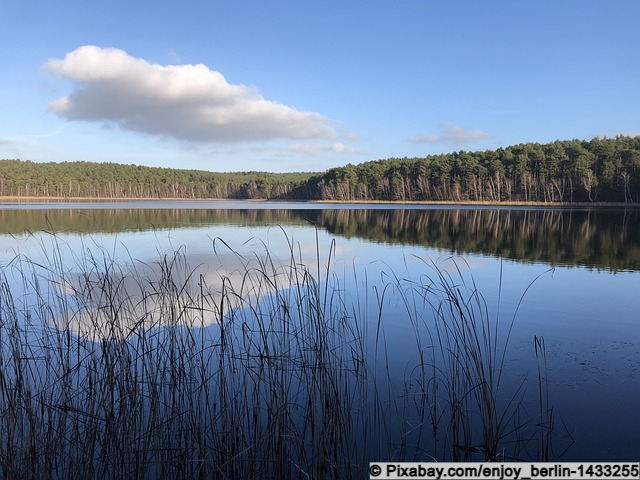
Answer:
[0, 232, 568, 478]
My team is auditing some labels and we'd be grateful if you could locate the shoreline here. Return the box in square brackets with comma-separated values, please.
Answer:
[311, 199, 640, 207]
[0, 196, 639, 208]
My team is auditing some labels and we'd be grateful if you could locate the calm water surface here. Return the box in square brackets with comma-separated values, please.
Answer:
[1, 201, 638, 462]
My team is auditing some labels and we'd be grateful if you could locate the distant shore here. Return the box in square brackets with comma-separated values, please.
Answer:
[313, 199, 640, 207]
[1, 196, 639, 208]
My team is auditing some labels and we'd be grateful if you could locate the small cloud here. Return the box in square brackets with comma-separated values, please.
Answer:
[0, 126, 67, 147]
[284, 142, 367, 156]
[409, 122, 493, 147]
[329, 142, 364, 154]
[43, 45, 335, 143]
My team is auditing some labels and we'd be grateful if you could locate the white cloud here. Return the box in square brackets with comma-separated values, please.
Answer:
[284, 142, 367, 156]
[43, 46, 335, 143]
[409, 122, 493, 146]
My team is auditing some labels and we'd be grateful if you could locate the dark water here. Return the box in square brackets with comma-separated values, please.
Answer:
[0, 201, 638, 464]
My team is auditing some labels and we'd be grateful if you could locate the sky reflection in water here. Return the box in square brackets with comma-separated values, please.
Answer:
[0, 203, 638, 461]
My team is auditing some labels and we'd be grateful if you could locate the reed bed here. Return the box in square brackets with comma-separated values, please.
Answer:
[0, 232, 568, 479]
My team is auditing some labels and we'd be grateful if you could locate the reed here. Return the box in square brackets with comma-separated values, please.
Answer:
[0, 232, 568, 478]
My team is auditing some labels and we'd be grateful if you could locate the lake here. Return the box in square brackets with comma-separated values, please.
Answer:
[0, 201, 638, 477]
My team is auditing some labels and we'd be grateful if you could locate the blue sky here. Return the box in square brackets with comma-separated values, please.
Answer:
[1, 1, 639, 173]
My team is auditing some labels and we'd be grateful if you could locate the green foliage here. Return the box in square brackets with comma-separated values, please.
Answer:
[2, 135, 640, 202]
[0, 159, 316, 200]
[312, 136, 640, 203]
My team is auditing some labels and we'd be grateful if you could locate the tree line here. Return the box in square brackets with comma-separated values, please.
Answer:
[0, 160, 313, 199]
[1, 135, 639, 203]
[309, 135, 640, 203]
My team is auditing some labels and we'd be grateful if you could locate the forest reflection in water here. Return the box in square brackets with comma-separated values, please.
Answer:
[1, 204, 638, 271]
[0, 202, 638, 470]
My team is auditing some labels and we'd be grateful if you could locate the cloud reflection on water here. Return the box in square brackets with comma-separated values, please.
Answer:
[20, 230, 334, 341]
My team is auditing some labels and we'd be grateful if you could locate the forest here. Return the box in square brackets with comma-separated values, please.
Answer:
[1, 135, 639, 203]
